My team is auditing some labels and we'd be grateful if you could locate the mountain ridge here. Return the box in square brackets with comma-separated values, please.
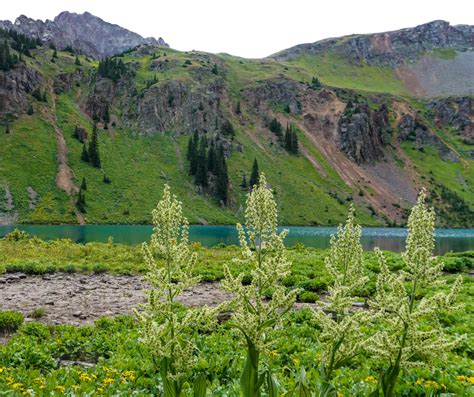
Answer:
[0, 11, 169, 58]
[271, 20, 474, 65]
[0, 17, 472, 227]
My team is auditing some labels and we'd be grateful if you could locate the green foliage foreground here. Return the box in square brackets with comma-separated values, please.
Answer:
[0, 183, 473, 395]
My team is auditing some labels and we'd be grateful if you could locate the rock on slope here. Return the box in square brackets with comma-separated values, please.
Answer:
[0, 11, 168, 58]
[272, 20, 474, 66]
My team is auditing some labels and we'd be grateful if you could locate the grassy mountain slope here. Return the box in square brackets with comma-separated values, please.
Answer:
[0, 38, 472, 226]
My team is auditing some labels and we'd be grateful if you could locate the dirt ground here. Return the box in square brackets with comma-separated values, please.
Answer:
[0, 273, 233, 325]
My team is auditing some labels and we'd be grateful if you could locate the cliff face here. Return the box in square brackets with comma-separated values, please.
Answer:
[0, 63, 40, 118]
[429, 97, 474, 145]
[272, 20, 474, 67]
[0, 12, 168, 58]
[337, 103, 390, 163]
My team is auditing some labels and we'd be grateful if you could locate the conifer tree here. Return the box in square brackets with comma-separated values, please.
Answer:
[291, 129, 299, 154]
[187, 131, 199, 175]
[88, 124, 101, 168]
[249, 158, 259, 189]
[103, 104, 110, 124]
[195, 136, 208, 187]
[5, 124, 10, 134]
[81, 177, 87, 190]
[311, 76, 321, 88]
[284, 124, 292, 151]
[81, 144, 89, 162]
[76, 188, 86, 212]
[240, 175, 248, 190]
[236, 100, 241, 114]
[215, 145, 229, 205]
[27, 103, 34, 115]
[207, 140, 216, 174]
[52, 49, 58, 59]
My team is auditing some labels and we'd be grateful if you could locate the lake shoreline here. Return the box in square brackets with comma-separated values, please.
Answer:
[1, 224, 473, 253]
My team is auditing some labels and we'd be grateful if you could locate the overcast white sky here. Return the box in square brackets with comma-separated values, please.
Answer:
[2, 0, 473, 58]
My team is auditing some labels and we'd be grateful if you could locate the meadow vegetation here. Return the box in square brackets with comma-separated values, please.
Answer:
[0, 182, 473, 396]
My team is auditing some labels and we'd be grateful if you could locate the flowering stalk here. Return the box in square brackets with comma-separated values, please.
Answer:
[368, 190, 463, 397]
[135, 185, 215, 397]
[311, 206, 372, 395]
[221, 174, 298, 397]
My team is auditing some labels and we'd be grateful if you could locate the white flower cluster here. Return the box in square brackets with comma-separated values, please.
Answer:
[135, 185, 216, 386]
[221, 173, 298, 353]
[366, 190, 463, 396]
[311, 206, 373, 382]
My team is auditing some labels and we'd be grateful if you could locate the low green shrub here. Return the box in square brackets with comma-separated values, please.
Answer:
[0, 310, 24, 333]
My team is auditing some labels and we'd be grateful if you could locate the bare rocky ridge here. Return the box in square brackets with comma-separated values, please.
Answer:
[0, 12, 168, 58]
[272, 20, 474, 67]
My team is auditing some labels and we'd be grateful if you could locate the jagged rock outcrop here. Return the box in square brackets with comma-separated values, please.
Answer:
[428, 97, 474, 144]
[0, 12, 168, 58]
[53, 70, 83, 94]
[272, 20, 474, 67]
[241, 78, 302, 115]
[134, 79, 228, 135]
[397, 114, 459, 162]
[337, 103, 390, 163]
[0, 63, 40, 118]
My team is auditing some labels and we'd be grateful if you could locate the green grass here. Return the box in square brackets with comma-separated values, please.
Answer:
[430, 48, 457, 60]
[286, 53, 411, 96]
[0, 114, 74, 223]
[0, 237, 472, 395]
[1, 44, 472, 227]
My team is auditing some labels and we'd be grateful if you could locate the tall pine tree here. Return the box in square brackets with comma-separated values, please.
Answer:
[81, 144, 89, 162]
[215, 145, 229, 205]
[195, 136, 208, 187]
[88, 124, 101, 168]
[249, 158, 260, 189]
[187, 131, 199, 175]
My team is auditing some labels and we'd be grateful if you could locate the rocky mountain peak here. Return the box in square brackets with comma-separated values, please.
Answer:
[0, 11, 168, 58]
[272, 20, 474, 67]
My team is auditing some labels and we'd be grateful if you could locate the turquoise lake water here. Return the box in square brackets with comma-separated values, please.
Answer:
[0, 225, 473, 254]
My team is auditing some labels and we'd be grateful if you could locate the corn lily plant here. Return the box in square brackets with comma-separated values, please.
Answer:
[310, 206, 374, 396]
[368, 190, 463, 397]
[221, 174, 298, 397]
[135, 185, 215, 397]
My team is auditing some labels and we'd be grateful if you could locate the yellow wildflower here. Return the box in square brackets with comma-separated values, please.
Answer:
[364, 375, 377, 384]
[12, 383, 23, 389]
[72, 385, 80, 391]
[292, 357, 300, 366]
[416, 378, 424, 385]
[0, 367, 6, 374]
[457, 375, 474, 385]
[337, 392, 344, 397]
[269, 350, 278, 358]
[122, 370, 136, 381]
[55, 385, 65, 393]
[102, 377, 114, 386]
[79, 372, 93, 382]
[423, 380, 440, 389]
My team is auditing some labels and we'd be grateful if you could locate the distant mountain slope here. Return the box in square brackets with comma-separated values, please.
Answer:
[272, 20, 474, 97]
[0, 19, 472, 227]
[0, 11, 168, 58]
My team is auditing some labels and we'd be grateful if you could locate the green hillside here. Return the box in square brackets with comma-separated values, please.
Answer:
[0, 40, 473, 226]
